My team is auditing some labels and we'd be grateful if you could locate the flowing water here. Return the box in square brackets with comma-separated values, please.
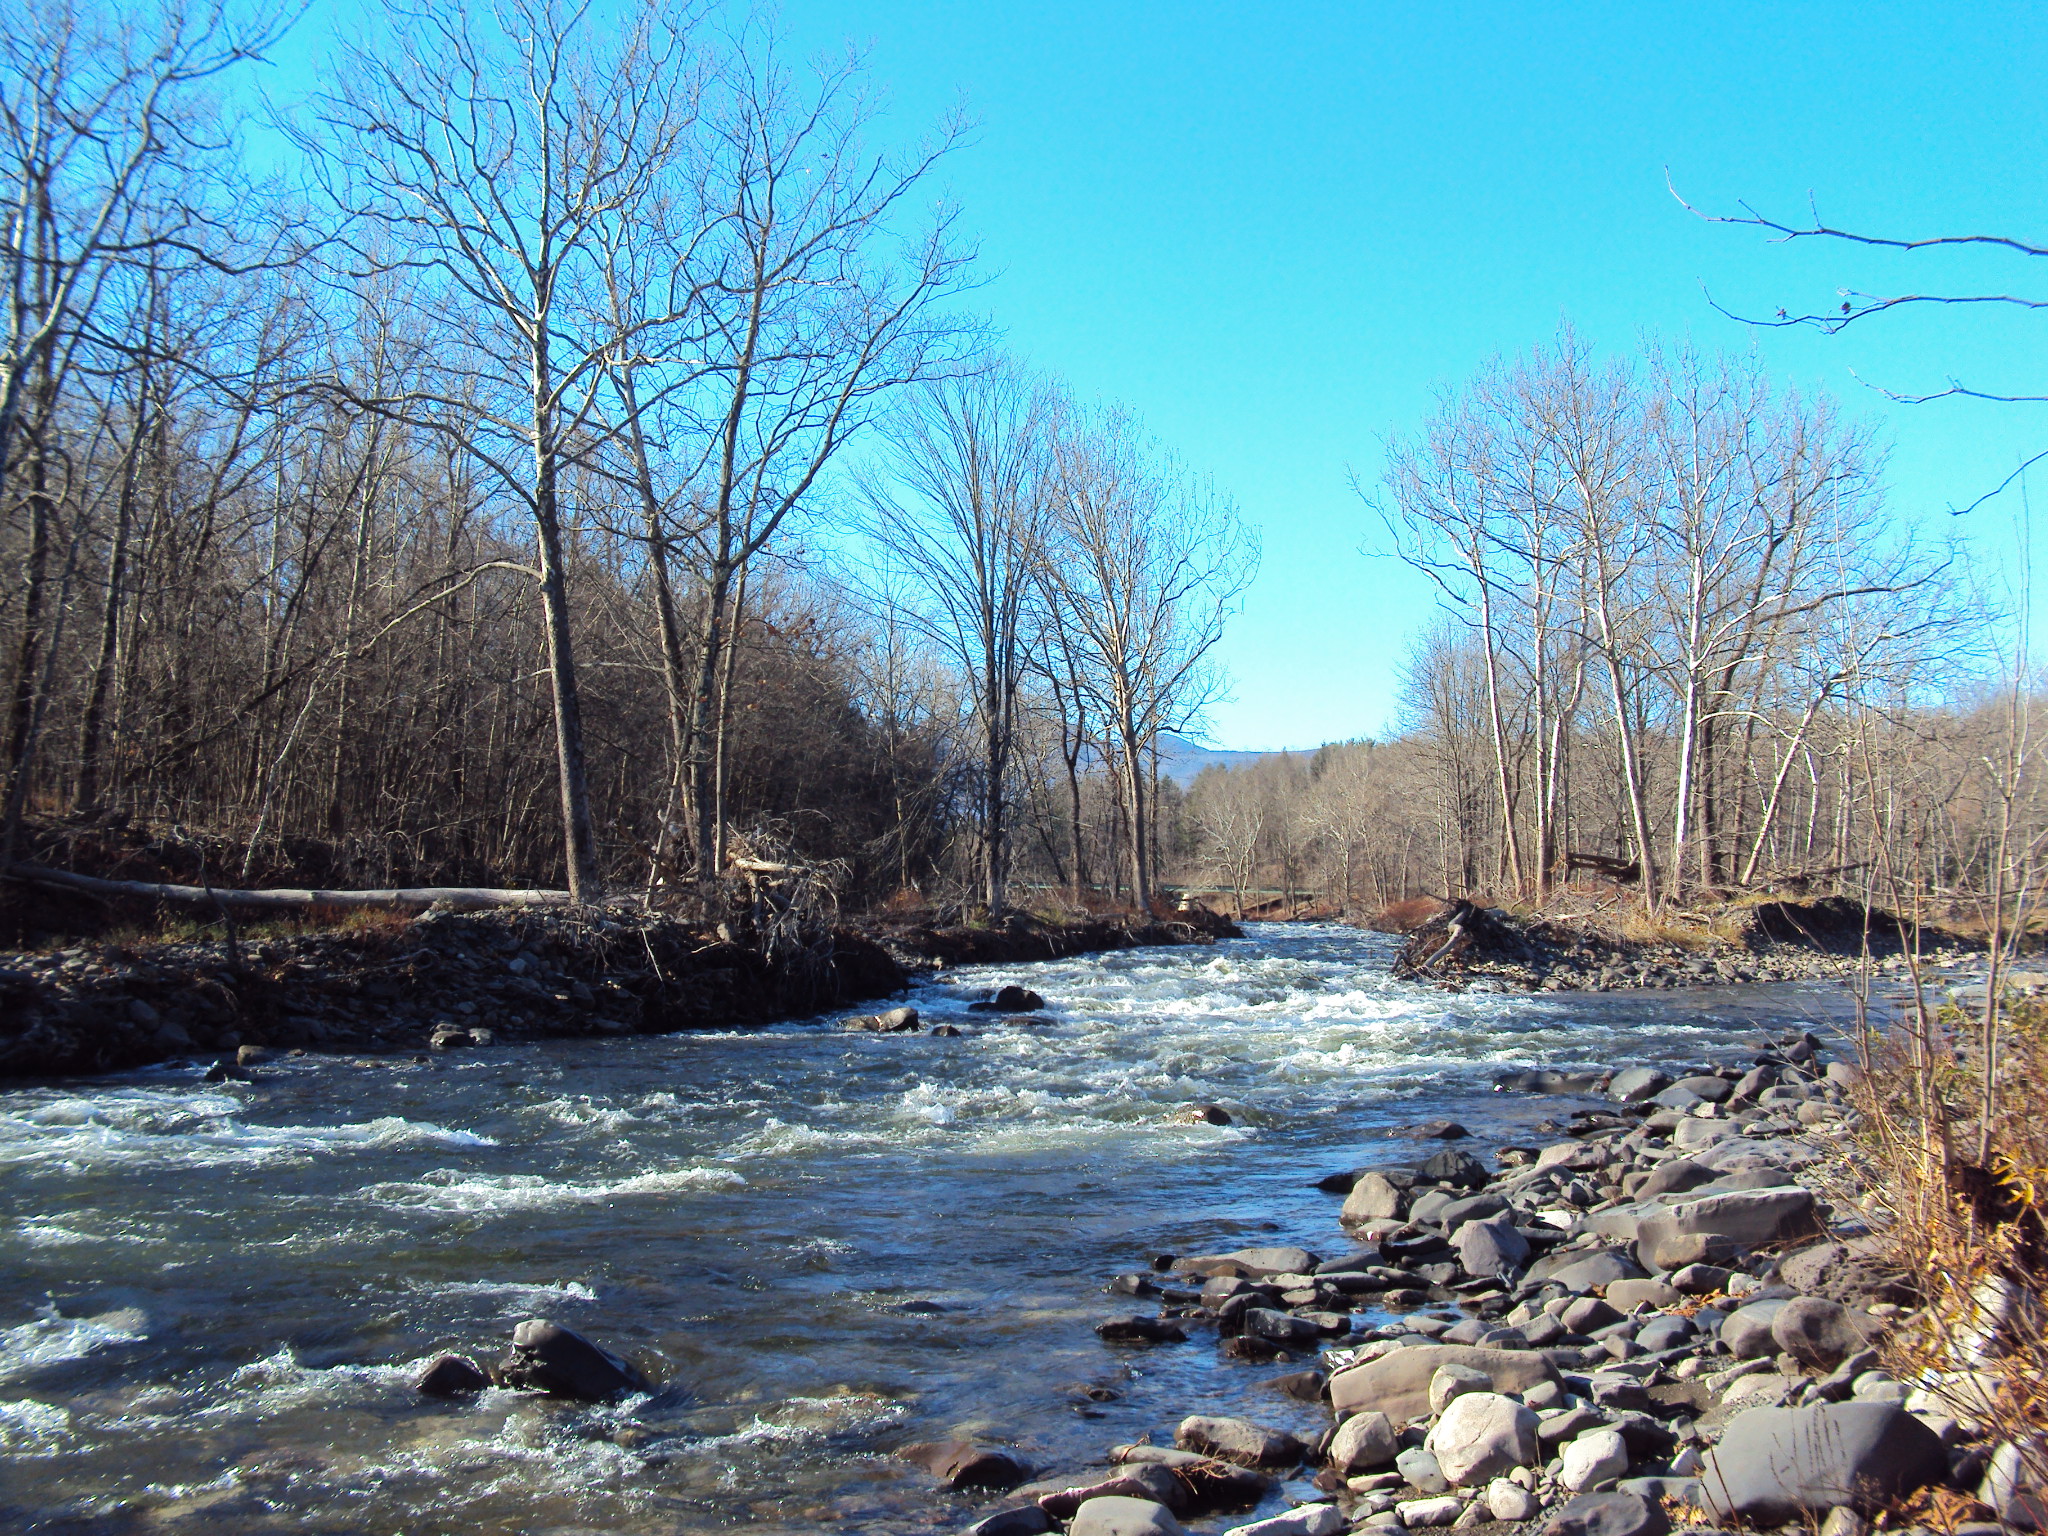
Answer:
[0, 922, 1862, 1535]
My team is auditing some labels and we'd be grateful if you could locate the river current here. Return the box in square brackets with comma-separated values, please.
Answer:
[0, 922, 1860, 1535]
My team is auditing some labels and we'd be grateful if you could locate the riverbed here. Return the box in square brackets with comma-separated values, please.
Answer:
[0, 922, 1864, 1535]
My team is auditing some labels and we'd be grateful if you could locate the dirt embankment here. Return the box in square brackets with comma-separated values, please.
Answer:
[0, 903, 1240, 1082]
[1367, 894, 1977, 993]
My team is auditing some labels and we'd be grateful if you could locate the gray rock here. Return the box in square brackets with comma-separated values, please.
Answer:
[1608, 1067, 1672, 1102]
[1221, 1506, 1346, 1536]
[900, 1440, 1034, 1492]
[1177, 1247, 1318, 1278]
[1424, 1391, 1539, 1486]
[1420, 1147, 1490, 1189]
[1430, 1362, 1494, 1414]
[1538, 1490, 1670, 1536]
[1344, 1172, 1407, 1223]
[1770, 1295, 1879, 1370]
[1396, 1493, 1465, 1527]
[1454, 1217, 1529, 1278]
[1674, 1074, 1734, 1101]
[1489, 1478, 1540, 1521]
[968, 1509, 1055, 1536]
[1983, 1438, 2048, 1531]
[1635, 1314, 1695, 1352]
[1561, 1296, 1622, 1334]
[1721, 1299, 1790, 1359]
[1328, 1409, 1397, 1473]
[1604, 1279, 1680, 1311]
[1396, 1446, 1449, 1494]
[1634, 1185, 1818, 1269]
[1175, 1415, 1304, 1469]
[415, 1353, 489, 1396]
[1527, 1248, 1644, 1291]
[1560, 1428, 1631, 1491]
[495, 1319, 652, 1400]
[1068, 1497, 1188, 1536]
[1670, 1262, 1731, 1293]
[1241, 1309, 1322, 1347]
[1440, 1192, 1509, 1227]
[1698, 1401, 1949, 1520]
[1637, 1158, 1717, 1198]
[1329, 1343, 1562, 1422]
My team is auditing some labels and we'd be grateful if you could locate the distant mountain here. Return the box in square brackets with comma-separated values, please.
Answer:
[1157, 733, 1291, 785]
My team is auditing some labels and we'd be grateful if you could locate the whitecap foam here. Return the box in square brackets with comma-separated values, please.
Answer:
[361, 1165, 744, 1214]
[0, 1088, 495, 1174]
[0, 1305, 148, 1383]
[418, 1279, 599, 1311]
[0, 1397, 73, 1453]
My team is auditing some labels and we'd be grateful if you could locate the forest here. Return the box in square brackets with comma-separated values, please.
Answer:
[1, 0, 2037, 931]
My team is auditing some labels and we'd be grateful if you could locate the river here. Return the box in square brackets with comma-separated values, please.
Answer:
[0, 921, 1862, 1535]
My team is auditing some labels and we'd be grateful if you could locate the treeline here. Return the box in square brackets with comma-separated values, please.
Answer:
[1183, 334, 2039, 919]
[0, 0, 1252, 914]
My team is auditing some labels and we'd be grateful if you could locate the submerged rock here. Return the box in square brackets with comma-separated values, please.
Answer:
[414, 1352, 489, 1397]
[899, 1439, 1033, 1492]
[495, 1319, 652, 1401]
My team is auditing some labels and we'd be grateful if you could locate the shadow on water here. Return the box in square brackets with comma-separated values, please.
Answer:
[0, 921, 1862, 1534]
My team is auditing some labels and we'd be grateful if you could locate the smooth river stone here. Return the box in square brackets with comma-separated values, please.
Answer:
[1329, 1344, 1561, 1423]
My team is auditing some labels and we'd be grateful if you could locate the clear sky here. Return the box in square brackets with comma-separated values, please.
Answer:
[276, 2, 2048, 750]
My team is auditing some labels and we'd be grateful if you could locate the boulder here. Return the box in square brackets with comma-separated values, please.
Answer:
[1669, 1262, 1731, 1294]
[1329, 1344, 1562, 1422]
[1560, 1428, 1631, 1491]
[968, 1509, 1054, 1536]
[1633, 1186, 1818, 1270]
[1608, 1067, 1672, 1102]
[1177, 1247, 1318, 1279]
[993, 985, 1045, 1011]
[1419, 1147, 1490, 1189]
[1430, 1363, 1493, 1415]
[1634, 1314, 1694, 1353]
[1220, 1506, 1346, 1536]
[1439, 1192, 1508, 1227]
[1720, 1299, 1790, 1359]
[900, 1440, 1033, 1492]
[494, 1319, 651, 1400]
[1698, 1402, 1949, 1521]
[1561, 1296, 1622, 1334]
[1770, 1295, 1879, 1370]
[1343, 1172, 1407, 1223]
[1039, 1466, 1190, 1519]
[414, 1353, 489, 1397]
[1175, 1415, 1304, 1469]
[1454, 1218, 1529, 1278]
[1327, 1410, 1397, 1473]
[1604, 1279, 1679, 1311]
[1240, 1309, 1321, 1348]
[1069, 1497, 1188, 1536]
[1097, 1316, 1189, 1345]
[845, 1006, 920, 1031]
[1531, 1249, 1645, 1291]
[1538, 1489, 1670, 1536]
[1415, 1120, 1471, 1139]
[1674, 1074, 1734, 1102]
[1424, 1391, 1539, 1486]
[1636, 1158, 1716, 1199]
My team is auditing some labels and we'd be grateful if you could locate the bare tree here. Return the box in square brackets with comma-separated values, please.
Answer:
[1041, 406, 1255, 914]
[305, 0, 700, 900]
[860, 362, 1054, 914]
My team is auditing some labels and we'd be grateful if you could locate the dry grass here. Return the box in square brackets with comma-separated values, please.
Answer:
[1850, 984, 2048, 1506]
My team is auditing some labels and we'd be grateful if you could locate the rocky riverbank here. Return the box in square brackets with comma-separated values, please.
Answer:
[0, 904, 1236, 1080]
[898, 1035, 2042, 1536]
[1372, 896, 1981, 995]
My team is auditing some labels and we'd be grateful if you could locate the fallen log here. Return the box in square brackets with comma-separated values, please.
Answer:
[3, 862, 578, 912]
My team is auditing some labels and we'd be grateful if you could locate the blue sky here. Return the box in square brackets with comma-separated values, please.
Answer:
[275, 2, 2048, 749]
